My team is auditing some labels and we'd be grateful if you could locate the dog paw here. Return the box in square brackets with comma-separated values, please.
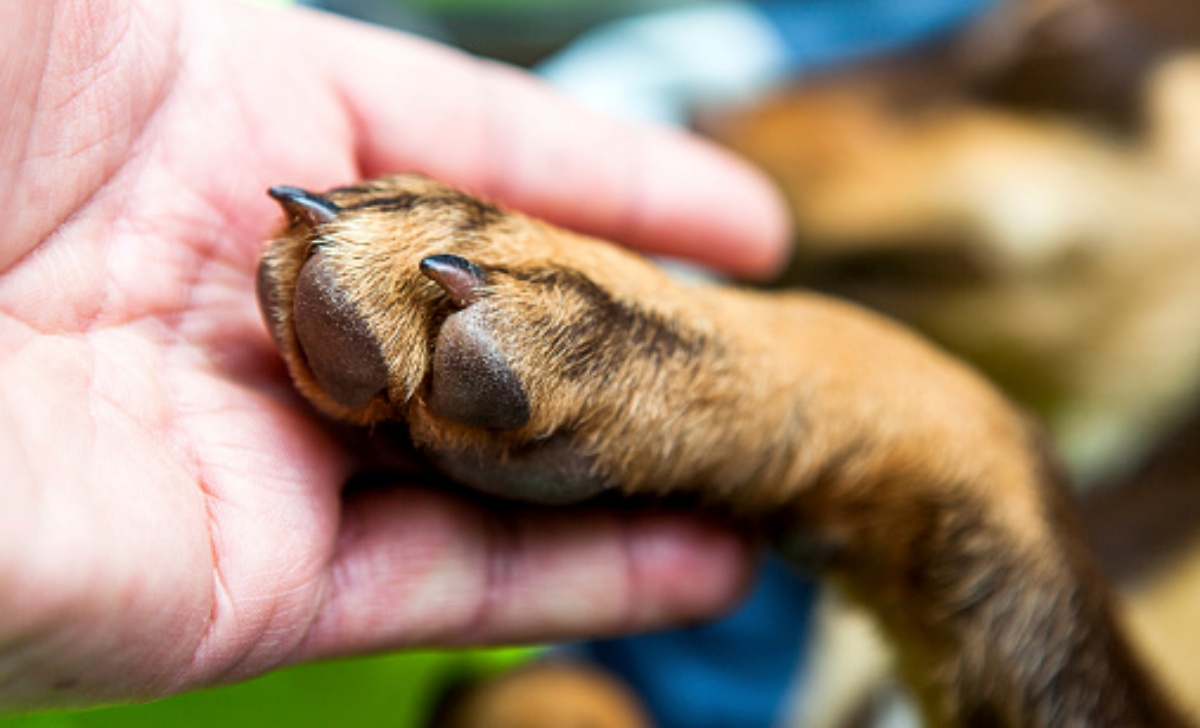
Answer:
[256, 174, 708, 503]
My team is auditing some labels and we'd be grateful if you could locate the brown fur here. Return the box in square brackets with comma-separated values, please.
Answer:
[956, 0, 1200, 130]
[698, 4, 1200, 717]
[258, 174, 1190, 726]
[431, 660, 651, 728]
[706, 50, 1200, 482]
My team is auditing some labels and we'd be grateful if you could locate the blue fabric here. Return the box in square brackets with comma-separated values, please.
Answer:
[579, 557, 816, 728]
[757, 0, 1000, 72]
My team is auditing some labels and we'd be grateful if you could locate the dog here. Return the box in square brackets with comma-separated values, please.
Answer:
[257, 173, 1189, 727]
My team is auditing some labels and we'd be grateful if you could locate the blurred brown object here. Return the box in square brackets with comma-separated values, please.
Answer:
[430, 659, 653, 728]
[956, 0, 1200, 130]
[706, 1, 1200, 483]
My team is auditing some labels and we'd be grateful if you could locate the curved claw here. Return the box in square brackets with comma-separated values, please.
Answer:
[420, 254, 487, 308]
[269, 186, 341, 228]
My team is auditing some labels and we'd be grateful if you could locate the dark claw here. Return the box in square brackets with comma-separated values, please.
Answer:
[268, 186, 341, 228]
[293, 250, 389, 410]
[420, 254, 487, 308]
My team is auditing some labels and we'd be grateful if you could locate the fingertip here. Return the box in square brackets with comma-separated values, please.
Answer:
[625, 511, 760, 626]
[318, 26, 792, 278]
[713, 155, 794, 279]
[634, 134, 794, 279]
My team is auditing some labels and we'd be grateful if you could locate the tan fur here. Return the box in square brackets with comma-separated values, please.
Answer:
[259, 174, 1188, 726]
[261, 178, 1036, 515]
[432, 661, 651, 728]
[1125, 536, 1200, 719]
[709, 52, 1200, 482]
[698, 9, 1200, 720]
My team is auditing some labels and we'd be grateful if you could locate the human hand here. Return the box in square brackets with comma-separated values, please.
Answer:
[0, 0, 787, 710]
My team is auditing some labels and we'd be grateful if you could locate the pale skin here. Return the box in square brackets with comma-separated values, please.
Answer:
[0, 0, 789, 710]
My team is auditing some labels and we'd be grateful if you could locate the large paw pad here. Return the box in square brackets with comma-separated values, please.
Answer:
[420, 254, 532, 430]
[293, 249, 391, 410]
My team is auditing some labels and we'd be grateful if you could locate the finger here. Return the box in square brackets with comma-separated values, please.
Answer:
[296, 485, 757, 660]
[287, 10, 791, 278]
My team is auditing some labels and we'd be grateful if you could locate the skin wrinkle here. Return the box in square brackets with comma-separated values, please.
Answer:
[118, 159, 265, 332]
[42, 0, 133, 145]
[0, 308, 46, 347]
[58, 163, 258, 341]
[617, 513, 647, 633]
[473, 505, 520, 644]
[157, 232, 218, 342]
[123, 90, 266, 325]
[85, 341, 214, 689]
[187, 475, 233, 686]
[3, 40, 183, 337]
[467, 509, 642, 645]
[187, 461, 330, 687]
[157, 366, 225, 687]
[3, 1, 180, 279]
[167, 384, 343, 686]
[315, 488, 456, 651]
[324, 489, 463, 647]
[153, 307, 270, 688]
[175, 6, 283, 252]
[156, 170, 254, 266]
[1, 3, 53, 247]
[69, 157, 170, 334]
[201, 572, 307, 689]
[290, 502, 359, 662]
[424, 499, 535, 646]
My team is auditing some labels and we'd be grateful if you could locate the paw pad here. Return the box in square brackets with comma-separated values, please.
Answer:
[293, 250, 390, 410]
[421, 254, 532, 430]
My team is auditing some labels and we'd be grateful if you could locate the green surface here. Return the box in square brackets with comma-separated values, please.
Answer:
[3, 649, 534, 728]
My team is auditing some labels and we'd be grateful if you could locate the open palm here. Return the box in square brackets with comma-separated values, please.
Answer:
[0, 0, 785, 709]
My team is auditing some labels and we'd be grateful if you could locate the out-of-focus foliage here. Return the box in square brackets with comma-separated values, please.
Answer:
[1, 650, 534, 728]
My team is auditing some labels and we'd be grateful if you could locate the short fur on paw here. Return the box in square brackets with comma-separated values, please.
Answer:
[256, 175, 1190, 725]
[257, 174, 724, 504]
[257, 174, 1033, 516]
